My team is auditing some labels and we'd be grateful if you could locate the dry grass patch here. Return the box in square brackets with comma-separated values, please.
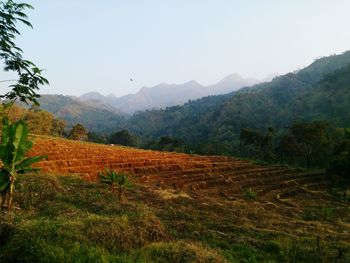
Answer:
[86, 208, 169, 252]
[154, 189, 191, 200]
[139, 241, 227, 263]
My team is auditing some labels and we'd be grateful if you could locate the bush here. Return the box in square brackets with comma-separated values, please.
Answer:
[99, 169, 133, 201]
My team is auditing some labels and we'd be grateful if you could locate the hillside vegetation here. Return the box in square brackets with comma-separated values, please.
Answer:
[123, 51, 350, 155]
[37, 95, 125, 133]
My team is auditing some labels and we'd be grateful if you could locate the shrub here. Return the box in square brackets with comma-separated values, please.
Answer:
[99, 169, 133, 201]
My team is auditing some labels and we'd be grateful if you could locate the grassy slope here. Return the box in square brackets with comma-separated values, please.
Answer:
[0, 173, 349, 263]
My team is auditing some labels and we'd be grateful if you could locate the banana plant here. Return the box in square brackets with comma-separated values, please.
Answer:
[0, 118, 46, 210]
[99, 168, 133, 201]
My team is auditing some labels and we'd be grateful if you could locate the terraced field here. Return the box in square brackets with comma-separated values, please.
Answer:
[22, 135, 350, 262]
[28, 135, 329, 202]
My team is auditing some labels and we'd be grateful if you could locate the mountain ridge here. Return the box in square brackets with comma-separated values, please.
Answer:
[79, 73, 261, 114]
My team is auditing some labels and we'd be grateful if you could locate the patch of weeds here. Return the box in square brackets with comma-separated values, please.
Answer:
[224, 243, 259, 263]
[303, 206, 337, 222]
[302, 209, 319, 221]
[15, 173, 62, 210]
[320, 207, 336, 221]
[244, 188, 257, 200]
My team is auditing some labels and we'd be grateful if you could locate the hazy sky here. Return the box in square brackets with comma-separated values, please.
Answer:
[2, 0, 350, 96]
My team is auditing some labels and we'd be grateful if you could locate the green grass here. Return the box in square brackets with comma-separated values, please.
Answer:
[0, 173, 349, 262]
[0, 174, 227, 262]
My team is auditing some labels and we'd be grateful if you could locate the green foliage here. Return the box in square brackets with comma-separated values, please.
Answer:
[0, 103, 67, 137]
[37, 94, 126, 134]
[51, 118, 66, 137]
[99, 169, 133, 201]
[24, 107, 54, 135]
[100, 52, 350, 162]
[0, 118, 45, 209]
[0, 173, 349, 262]
[87, 132, 107, 144]
[327, 128, 350, 201]
[68, 123, 88, 141]
[0, 0, 48, 105]
[15, 173, 61, 209]
[109, 129, 138, 147]
[240, 127, 275, 161]
[146, 136, 186, 152]
[0, 174, 172, 262]
[244, 187, 257, 200]
[279, 121, 330, 168]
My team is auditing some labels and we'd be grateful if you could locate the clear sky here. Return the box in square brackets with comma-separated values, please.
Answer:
[2, 0, 350, 96]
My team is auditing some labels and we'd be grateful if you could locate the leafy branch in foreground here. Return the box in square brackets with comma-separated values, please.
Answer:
[99, 168, 133, 201]
[0, 118, 46, 210]
[0, 0, 49, 105]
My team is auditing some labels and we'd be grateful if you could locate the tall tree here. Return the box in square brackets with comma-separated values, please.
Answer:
[24, 109, 54, 135]
[327, 128, 350, 200]
[110, 129, 137, 147]
[0, 0, 48, 106]
[281, 121, 330, 168]
[51, 118, 66, 137]
[68, 124, 88, 141]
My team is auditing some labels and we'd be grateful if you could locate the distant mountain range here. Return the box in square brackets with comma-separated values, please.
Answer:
[37, 72, 268, 132]
[79, 73, 269, 114]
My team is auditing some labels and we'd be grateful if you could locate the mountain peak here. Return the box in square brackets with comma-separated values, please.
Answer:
[80, 92, 105, 100]
[184, 80, 201, 86]
[219, 73, 244, 83]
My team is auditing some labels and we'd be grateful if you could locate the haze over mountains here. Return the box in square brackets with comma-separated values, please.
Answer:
[79, 73, 266, 114]
[36, 50, 350, 137]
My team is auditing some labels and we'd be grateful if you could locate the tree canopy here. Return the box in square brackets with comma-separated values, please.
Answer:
[0, 0, 48, 105]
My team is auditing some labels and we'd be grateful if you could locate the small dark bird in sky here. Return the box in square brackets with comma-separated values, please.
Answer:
[130, 78, 133, 82]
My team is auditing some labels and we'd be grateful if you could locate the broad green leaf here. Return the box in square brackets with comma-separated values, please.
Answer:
[15, 155, 46, 172]
[11, 120, 30, 165]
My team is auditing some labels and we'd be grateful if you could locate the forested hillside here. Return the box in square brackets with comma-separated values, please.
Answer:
[121, 51, 350, 155]
[37, 95, 126, 133]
